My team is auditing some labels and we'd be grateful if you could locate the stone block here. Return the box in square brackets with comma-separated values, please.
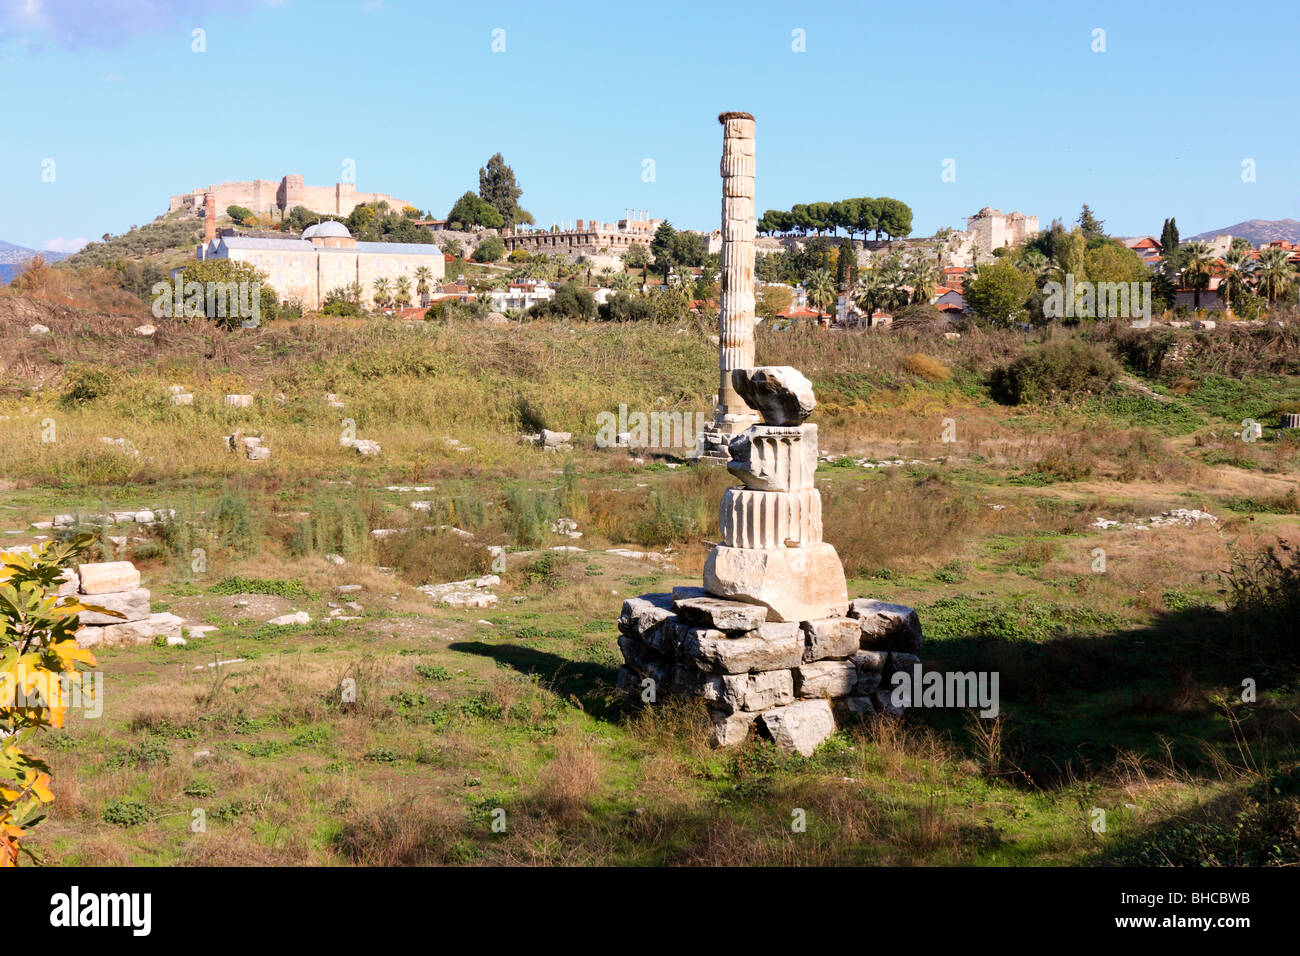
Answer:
[682, 623, 802, 675]
[795, 659, 858, 698]
[56, 569, 80, 597]
[710, 708, 760, 747]
[618, 593, 675, 637]
[801, 617, 860, 662]
[673, 594, 768, 633]
[75, 626, 104, 648]
[100, 618, 158, 647]
[77, 587, 150, 625]
[225, 394, 254, 407]
[703, 543, 848, 623]
[848, 599, 923, 652]
[77, 561, 140, 594]
[760, 699, 836, 757]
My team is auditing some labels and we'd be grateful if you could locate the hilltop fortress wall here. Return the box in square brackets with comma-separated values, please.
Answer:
[169, 175, 413, 219]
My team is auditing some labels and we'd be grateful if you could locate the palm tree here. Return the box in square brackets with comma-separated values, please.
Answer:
[853, 271, 882, 320]
[805, 268, 836, 319]
[372, 277, 391, 311]
[611, 272, 636, 293]
[905, 258, 939, 305]
[1181, 242, 1215, 309]
[1219, 248, 1251, 315]
[413, 266, 433, 306]
[394, 275, 412, 309]
[1256, 247, 1295, 305]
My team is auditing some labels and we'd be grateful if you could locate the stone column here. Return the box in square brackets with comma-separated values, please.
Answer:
[700, 111, 760, 463]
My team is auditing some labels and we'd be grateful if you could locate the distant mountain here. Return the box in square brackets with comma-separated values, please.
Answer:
[0, 240, 70, 284]
[1186, 219, 1300, 246]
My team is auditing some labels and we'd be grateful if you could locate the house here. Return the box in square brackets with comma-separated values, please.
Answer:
[934, 285, 966, 310]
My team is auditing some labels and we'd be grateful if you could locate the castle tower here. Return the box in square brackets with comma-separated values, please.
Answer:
[700, 111, 760, 463]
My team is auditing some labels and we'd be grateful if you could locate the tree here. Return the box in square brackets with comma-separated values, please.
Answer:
[413, 266, 433, 306]
[171, 259, 278, 327]
[877, 198, 913, 242]
[965, 259, 1035, 325]
[447, 191, 503, 230]
[530, 281, 596, 320]
[1220, 247, 1252, 315]
[757, 284, 793, 319]
[226, 204, 255, 226]
[855, 198, 880, 242]
[1256, 247, 1295, 304]
[1181, 241, 1215, 309]
[905, 258, 939, 305]
[1077, 204, 1106, 240]
[372, 277, 392, 310]
[597, 291, 655, 322]
[1, 535, 100, 867]
[1159, 218, 1179, 258]
[650, 221, 678, 281]
[623, 243, 649, 271]
[805, 268, 836, 318]
[394, 275, 412, 308]
[473, 236, 505, 263]
[671, 230, 707, 272]
[835, 238, 857, 290]
[478, 153, 527, 228]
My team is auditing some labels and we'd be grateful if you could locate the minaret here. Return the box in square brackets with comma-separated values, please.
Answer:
[203, 188, 217, 245]
[699, 111, 759, 463]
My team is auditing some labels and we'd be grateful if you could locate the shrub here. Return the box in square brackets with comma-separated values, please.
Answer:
[902, 353, 952, 382]
[472, 236, 505, 263]
[530, 282, 596, 321]
[991, 340, 1119, 405]
[1, 534, 100, 863]
[61, 366, 113, 406]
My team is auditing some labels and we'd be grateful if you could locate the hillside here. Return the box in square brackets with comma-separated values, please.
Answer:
[0, 239, 70, 284]
[1187, 217, 1300, 245]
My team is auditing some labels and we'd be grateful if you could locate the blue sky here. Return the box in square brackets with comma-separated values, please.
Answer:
[2, 0, 1298, 252]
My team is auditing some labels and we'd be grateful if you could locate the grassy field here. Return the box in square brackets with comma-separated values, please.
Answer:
[3, 292, 1299, 866]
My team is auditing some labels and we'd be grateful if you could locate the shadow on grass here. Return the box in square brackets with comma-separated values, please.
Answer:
[920, 599, 1297, 771]
[449, 640, 621, 722]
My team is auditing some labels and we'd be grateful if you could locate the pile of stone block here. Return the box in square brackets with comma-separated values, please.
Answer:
[618, 589, 922, 755]
[70, 561, 186, 649]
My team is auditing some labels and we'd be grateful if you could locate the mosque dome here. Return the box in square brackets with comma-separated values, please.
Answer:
[302, 221, 351, 240]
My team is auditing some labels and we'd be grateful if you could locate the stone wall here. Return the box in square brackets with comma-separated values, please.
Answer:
[222, 246, 445, 309]
[169, 175, 412, 219]
[618, 590, 923, 754]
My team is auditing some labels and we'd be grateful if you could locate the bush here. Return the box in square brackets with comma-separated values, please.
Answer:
[901, 353, 952, 382]
[530, 282, 596, 321]
[322, 283, 364, 316]
[991, 340, 1119, 405]
[226, 204, 255, 226]
[61, 366, 113, 406]
[597, 291, 654, 322]
[472, 236, 505, 263]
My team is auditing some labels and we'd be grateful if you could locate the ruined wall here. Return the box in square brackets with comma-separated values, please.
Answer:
[170, 176, 412, 219]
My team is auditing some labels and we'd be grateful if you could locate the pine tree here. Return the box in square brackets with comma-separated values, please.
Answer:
[1160, 217, 1179, 255]
[1077, 204, 1105, 240]
[478, 153, 524, 228]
